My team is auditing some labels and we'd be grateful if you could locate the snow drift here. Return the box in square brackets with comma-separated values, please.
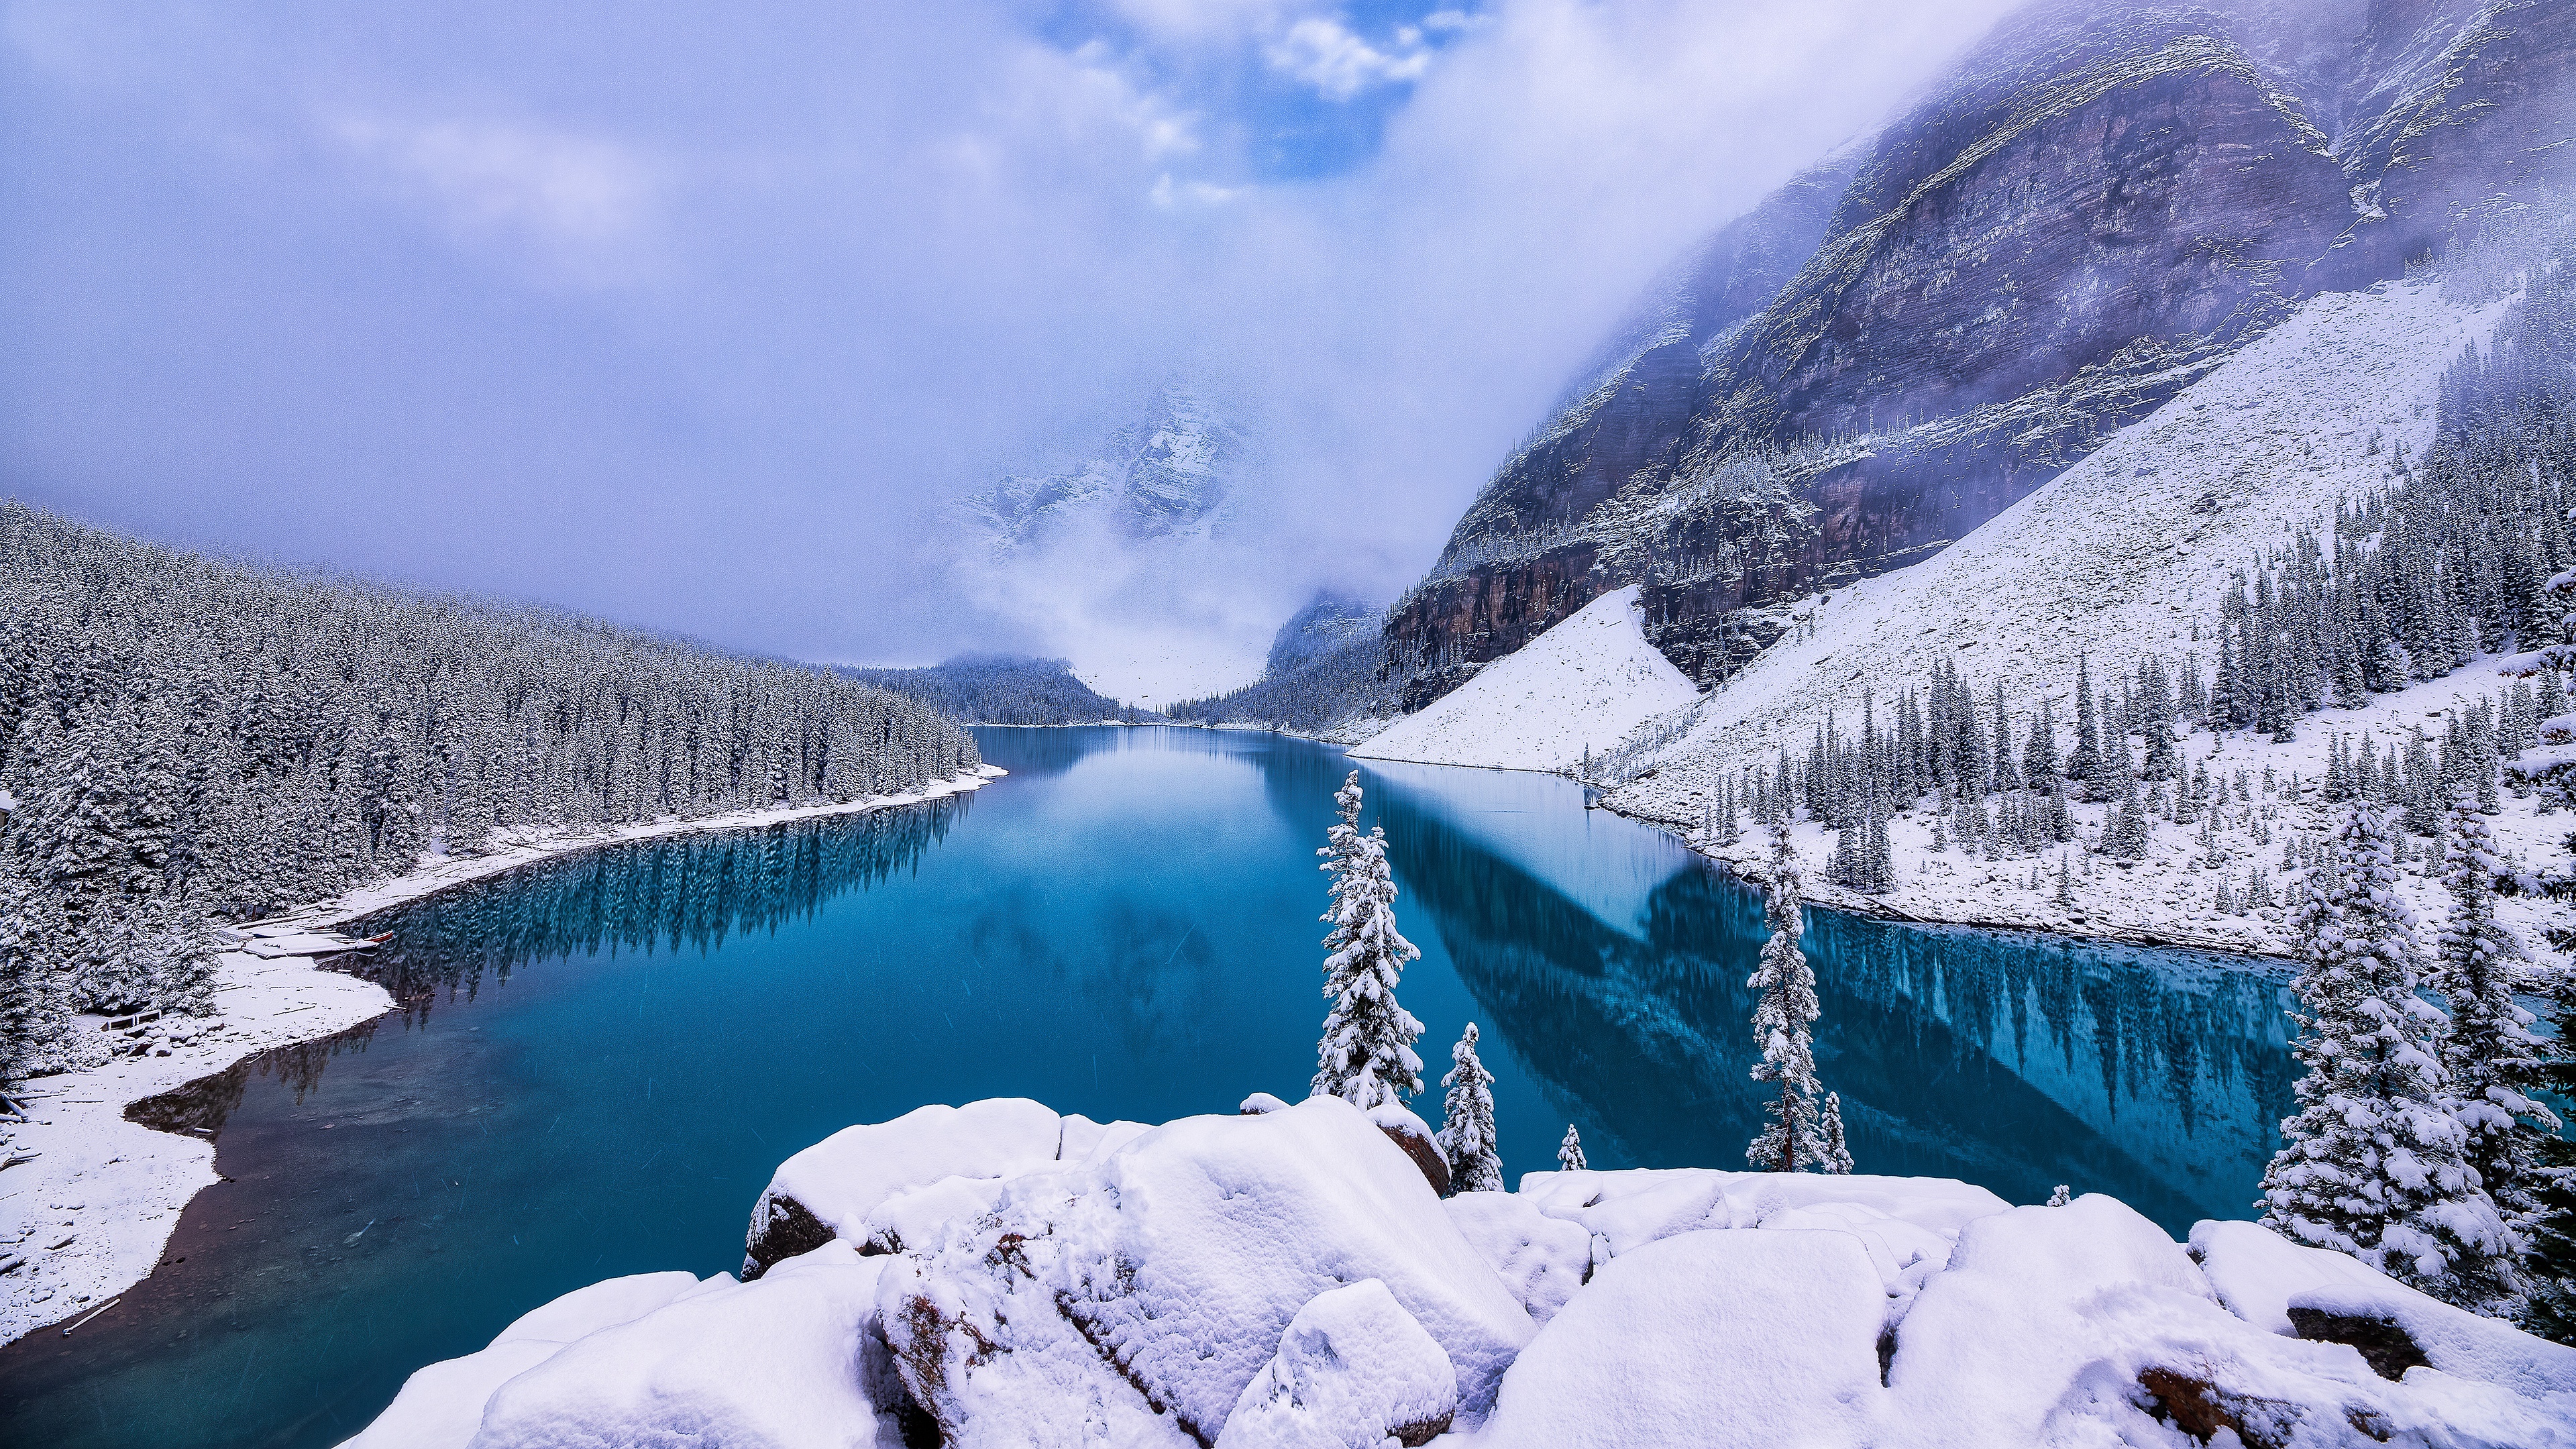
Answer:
[346, 1096, 2576, 1448]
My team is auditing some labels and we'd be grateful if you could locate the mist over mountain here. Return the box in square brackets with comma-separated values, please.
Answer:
[1379, 0, 2575, 710]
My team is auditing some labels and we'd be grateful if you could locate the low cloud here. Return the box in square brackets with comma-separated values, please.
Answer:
[331, 115, 661, 282]
[3, 0, 2020, 696]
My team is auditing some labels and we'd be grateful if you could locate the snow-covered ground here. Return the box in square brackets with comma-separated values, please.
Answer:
[0, 767, 1004, 1348]
[1659, 668, 2575, 964]
[1352, 587, 1699, 773]
[346, 1095, 2576, 1448]
[1578, 278, 2563, 958]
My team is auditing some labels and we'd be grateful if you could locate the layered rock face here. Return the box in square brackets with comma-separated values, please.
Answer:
[1385, 0, 2575, 698]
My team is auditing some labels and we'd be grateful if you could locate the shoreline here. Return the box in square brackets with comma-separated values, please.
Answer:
[0, 766, 1005, 1348]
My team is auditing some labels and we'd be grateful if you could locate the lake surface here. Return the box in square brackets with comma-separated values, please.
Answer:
[0, 726, 2298, 1448]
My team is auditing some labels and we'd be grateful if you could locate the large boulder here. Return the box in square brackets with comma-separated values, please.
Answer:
[875, 1096, 1533, 1446]
[1442, 1191, 1593, 1325]
[343, 1273, 705, 1449]
[1214, 1279, 1456, 1449]
[741, 1098, 1066, 1276]
[1886, 1196, 2572, 1448]
[2194, 1217, 2576, 1399]
[470, 1242, 904, 1449]
[1473, 1228, 1888, 1449]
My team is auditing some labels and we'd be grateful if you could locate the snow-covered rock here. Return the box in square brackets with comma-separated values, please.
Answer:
[2199, 1216, 2576, 1399]
[345, 1273, 706, 1449]
[743, 1097, 1065, 1273]
[347, 1246, 909, 1449]
[352, 1099, 2576, 1449]
[1217, 1279, 1458, 1449]
[1441, 1192, 1592, 1325]
[875, 1097, 1532, 1446]
[1473, 1228, 1888, 1449]
[1351, 587, 1697, 773]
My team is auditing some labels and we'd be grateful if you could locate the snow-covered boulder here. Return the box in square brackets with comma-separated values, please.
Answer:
[1884, 1195, 2576, 1447]
[1215, 1279, 1457, 1448]
[1442, 1191, 1592, 1324]
[1474, 1228, 1889, 1449]
[344, 1273, 705, 1449]
[345, 1246, 908, 1449]
[2196, 1218, 2576, 1397]
[1518, 1167, 2003, 1285]
[743, 1098, 1065, 1275]
[1368, 1101, 1452, 1197]
[875, 1096, 1532, 1446]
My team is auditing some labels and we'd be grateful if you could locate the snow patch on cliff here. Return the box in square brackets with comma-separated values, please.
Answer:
[1352, 587, 1699, 773]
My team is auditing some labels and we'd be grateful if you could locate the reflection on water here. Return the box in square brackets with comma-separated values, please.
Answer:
[1368, 769, 2292, 1227]
[346, 798, 968, 1022]
[0, 726, 2294, 1449]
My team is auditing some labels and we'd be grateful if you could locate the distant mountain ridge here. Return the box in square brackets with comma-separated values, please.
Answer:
[838, 655, 1155, 726]
[1383, 0, 2576, 706]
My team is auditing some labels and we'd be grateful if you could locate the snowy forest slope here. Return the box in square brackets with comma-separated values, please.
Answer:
[0, 503, 981, 1081]
[1616, 276, 2506, 790]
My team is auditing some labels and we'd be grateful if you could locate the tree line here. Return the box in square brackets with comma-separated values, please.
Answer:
[0, 502, 979, 1083]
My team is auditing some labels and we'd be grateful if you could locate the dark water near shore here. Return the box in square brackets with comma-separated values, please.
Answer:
[0, 726, 2297, 1448]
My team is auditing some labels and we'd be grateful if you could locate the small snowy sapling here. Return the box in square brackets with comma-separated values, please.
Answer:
[1438, 1022, 1504, 1194]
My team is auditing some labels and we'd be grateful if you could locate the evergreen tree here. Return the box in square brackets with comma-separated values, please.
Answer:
[2524, 977, 2576, 1342]
[1819, 1091, 1855, 1174]
[2070, 653, 2102, 796]
[2261, 806, 2517, 1313]
[1748, 820, 1831, 1171]
[1556, 1124, 1587, 1172]
[1438, 1022, 1503, 1194]
[1310, 772, 1424, 1110]
[2429, 794, 2557, 1244]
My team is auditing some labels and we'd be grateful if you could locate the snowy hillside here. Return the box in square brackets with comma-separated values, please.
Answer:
[1593, 276, 2573, 955]
[1351, 587, 1698, 773]
[345, 1095, 2576, 1448]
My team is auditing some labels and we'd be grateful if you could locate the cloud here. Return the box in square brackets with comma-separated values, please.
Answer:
[1263, 16, 1433, 100]
[1, 0, 2023, 696]
[331, 115, 661, 281]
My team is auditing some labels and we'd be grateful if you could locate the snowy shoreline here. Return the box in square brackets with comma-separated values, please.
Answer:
[0, 766, 1006, 1349]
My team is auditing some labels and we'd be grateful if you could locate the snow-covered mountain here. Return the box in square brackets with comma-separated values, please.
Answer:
[1381, 0, 2576, 708]
[967, 376, 1248, 553]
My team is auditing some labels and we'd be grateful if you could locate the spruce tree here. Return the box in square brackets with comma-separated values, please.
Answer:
[1748, 820, 1830, 1171]
[1556, 1124, 1587, 1171]
[1311, 772, 1424, 1110]
[2070, 653, 2102, 796]
[1439, 1022, 1503, 1194]
[2261, 806, 2517, 1313]
[1819, 1090, 1855, 1174]
[2429, 795, 2557, 1243]
[2524, 977, 2576, 1342]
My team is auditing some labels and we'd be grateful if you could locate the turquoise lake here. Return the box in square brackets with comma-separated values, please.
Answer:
[0, 725, 2298, 1448]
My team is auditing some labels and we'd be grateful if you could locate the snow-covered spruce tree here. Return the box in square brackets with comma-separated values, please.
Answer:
[0, 873, 70, 1087]
[2430, 794, 2558, 1240]
[2261, 806, 2518, 1313]
[2526, 979, 2576, 1342]
[1819, 1090, 1855, 1174]
[1310, 772, 1424, 1110]
[1748, 819, 1831, 1171]
[1557, 1124, 1587, 1171]
[1439, 1022, 1503, 1194]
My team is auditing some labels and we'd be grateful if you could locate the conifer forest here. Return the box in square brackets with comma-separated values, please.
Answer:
[0, 503, 979, 1080]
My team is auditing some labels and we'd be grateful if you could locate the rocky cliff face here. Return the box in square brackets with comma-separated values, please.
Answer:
[1385, 0, 2574, 698]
